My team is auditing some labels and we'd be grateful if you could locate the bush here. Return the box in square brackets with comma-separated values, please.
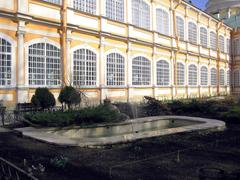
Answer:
[24, 111, 76, 127]
[31, 88, 56, 110]
[75, 105, 120, 125]
[221, 106, 240, 124]
[58, 86, 81, 110]
[143, 96, 171, 116]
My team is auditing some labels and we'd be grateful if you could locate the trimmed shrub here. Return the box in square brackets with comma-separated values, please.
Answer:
[221, 106, 240, 124]
[31, 88, 56, 110]
[24, 111, 76, 127]
[75, 105, 120, 125]
[58, 86, 81, 110]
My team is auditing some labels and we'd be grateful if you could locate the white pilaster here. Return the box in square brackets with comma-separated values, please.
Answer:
[17, 20, 27, 103]
[66, 30, 72, 85]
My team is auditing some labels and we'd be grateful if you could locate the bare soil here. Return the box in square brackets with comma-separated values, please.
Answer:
[0, 124, 240, 180]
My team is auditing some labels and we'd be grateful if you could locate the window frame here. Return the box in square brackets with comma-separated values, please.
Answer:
[210, 67, 217, 86]
[200, 26, 208, 48]
[200, 66, 208, 86]
[132, 0, 150, 30]
[156, 60, 170, 87]
[210, 31, 217, 50]
[219, 35, 225, 53]
[176, 15, 185, 41]
[132, 55, 151, 86]
[73, 0, 97, 15]
[72, 48, 97, 87]
[188, 21, 198, 45]
[188, 64, 198, 86]
[106, 52, 125, 87]
[105, 0, 125, 22]
[176, 62, 185, 86]
[156, 7, 170, 36]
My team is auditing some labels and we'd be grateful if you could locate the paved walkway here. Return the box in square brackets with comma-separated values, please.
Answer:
[15, 116, 226, 148]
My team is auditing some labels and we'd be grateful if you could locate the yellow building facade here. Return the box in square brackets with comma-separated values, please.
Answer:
[0, 0, 232, 106]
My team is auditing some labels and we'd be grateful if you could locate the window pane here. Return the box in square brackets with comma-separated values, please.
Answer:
[107, 53, 125, 86]
[176, 16, 184, 40]
[132, 0, 150, 29]
[177, 62, 185, 86]
[106, 0, 124, 22]
[219, 35, 225, 53]
[132, 56, 151, 85]
[220, 69, 225, 86]
[0, 37, 12, 86]
[73, 0, 96, 14]
[200, 27, 208, 48]
[188, 22, 197, 44]
[188, 64, 197, 86]
[43, 0, 62, 5]
[200, 66, 208, 86]
[73, 48, 97, 86]
[156, 9, 169, 36]
[210, 32, 217, 50]
[211, 68, 217, 86]
[157, 60, 170, 86]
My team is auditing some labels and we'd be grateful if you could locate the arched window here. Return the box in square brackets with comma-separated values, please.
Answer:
[200, 66, 208, 86]
[132, 0, 150, 29]
[73, 0, 96, 14]
[188, 22, 197, 44]
[234, 70, 240, 87]
[157, 60, 170, 86]
[210, 32, 217, 50]
[176, 16, 184, 40]
[156, 8, 169, 35]
[106, 0, 124, 22]
[227, 70, 230, 86]
[188, 64, 197, 86]
[200, 27, 208, 48]
[234, 39, 240, 55]
[132, 56, 151, 85]
[220, 69, 225, 86]
[43, 0, 61, 4]
[219, 35, 225, 53]
[0, 37, 12, 86]
[226, 39, 230, 54]
[177, 62, 185, 86]
[211, 68, 217, 86]
[28, 42, 61, 86]
[73, 48, 97, 86]
[106, 53, 125, 86]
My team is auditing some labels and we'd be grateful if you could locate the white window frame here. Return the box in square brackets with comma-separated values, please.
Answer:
[73, 0, 96, 15]
[233, 70, 240, 87]
[210, 67, 217, 86]
[156, 7, 170, 36]
[219, 35, 225, 53]
[188, 21, 197, 45]
[177, 62, 185, 86]
[156, 59, 170, 86]
[71, 45, 99, 87]
[43, 0, 62, 5]
[0, 33, 16, 88]
[131, 0, 150, 30]
[132, 55, 151, 86]
[25, 38, 61, 88]
[200, 26, 208, 48]
[210, 31, 217, 50]
[176, 15, 185, 41]
[188, 64, 198, 86]
[200, 66, 208, 86]
[106, 0, 125, 22]
[106, 50, 126, 87]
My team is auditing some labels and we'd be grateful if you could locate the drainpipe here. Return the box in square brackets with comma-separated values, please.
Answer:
[216, 21, 223, 96]
[60, 0, 68, 86]
[172, 0, 182, 97]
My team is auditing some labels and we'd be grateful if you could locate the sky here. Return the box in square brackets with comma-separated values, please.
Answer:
[191, 0, 208, 10]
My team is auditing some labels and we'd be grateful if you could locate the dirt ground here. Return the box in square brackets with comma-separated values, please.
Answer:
[0, 124, 240, 180]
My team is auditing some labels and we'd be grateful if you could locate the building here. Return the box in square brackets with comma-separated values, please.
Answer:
[206, 0, 240, 95]
[0, 0, 232, 107]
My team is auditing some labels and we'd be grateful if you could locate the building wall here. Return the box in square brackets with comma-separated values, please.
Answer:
[0, 0, 232, 107]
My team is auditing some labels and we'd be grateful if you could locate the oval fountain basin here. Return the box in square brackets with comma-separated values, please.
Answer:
[16, 116, 226, 147]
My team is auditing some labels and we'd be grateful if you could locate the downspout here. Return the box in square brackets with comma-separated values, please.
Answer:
[60, 0, 68, 86]
[216, 21, 223, 96]
[172, 0, 182, 97]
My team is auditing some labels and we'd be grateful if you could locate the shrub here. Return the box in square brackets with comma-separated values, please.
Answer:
[31, 88, 56, 110]
[75, 105, 120, 124]
[24, 111, 76, 127]
[221, 106, 240, 124]
[58, 86, 81, 110]
[143, 96, 171, 116]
